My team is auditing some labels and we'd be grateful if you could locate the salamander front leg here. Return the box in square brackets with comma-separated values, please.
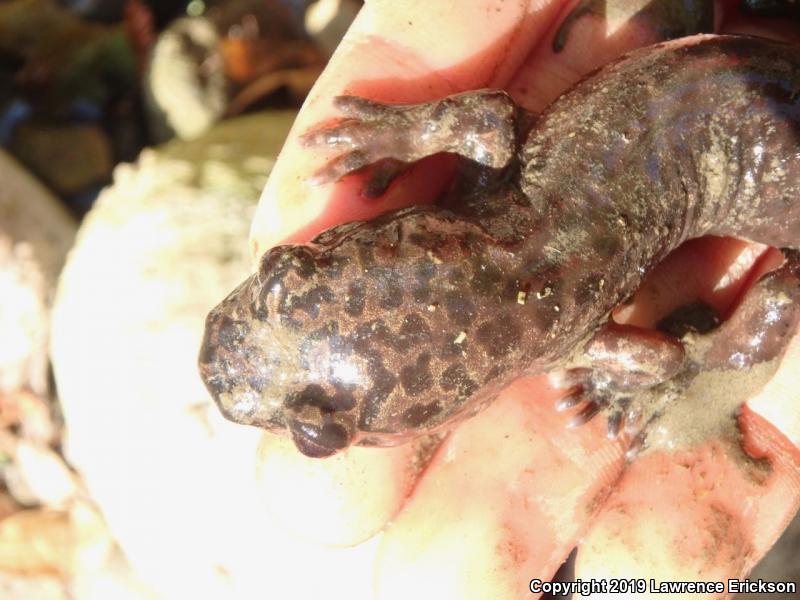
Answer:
[300, 90, 521, 196]
[551, 322, 685, 437]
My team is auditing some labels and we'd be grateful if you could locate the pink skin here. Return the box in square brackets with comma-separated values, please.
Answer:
[242, 1, 800, 597]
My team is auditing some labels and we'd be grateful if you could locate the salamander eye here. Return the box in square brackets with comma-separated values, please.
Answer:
[288, 419, 354, 458]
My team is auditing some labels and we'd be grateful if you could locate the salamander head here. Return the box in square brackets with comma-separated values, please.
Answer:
[198, 209, 571, 458]
[199, 245, 362, 458]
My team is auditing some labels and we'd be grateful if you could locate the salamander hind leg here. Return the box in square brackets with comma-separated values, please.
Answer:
[300, 90, 521, 196]
[632, 250, 800, 458]
[556, 250, 800, 458]
[551, 322, 686, 438]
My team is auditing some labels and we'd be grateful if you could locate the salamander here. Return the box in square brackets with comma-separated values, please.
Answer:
[198, 35, 800, 458]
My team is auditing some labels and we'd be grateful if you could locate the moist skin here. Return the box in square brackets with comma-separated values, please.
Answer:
[199, 36, 800, 458]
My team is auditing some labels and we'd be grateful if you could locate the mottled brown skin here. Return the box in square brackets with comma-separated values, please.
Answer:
[199, 35, 800, 458]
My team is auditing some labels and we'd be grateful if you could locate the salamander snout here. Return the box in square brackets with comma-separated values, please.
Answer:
[198, 245, 362, 457]
[198, 285, 281, 430]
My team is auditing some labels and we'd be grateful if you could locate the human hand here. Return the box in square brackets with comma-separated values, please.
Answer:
[246, 2, 800, 597]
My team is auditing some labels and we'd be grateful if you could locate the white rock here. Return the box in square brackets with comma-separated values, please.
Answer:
[4, 440, 78, 508]
[51, 112, 377, 600]
[0, 150, 76, 399]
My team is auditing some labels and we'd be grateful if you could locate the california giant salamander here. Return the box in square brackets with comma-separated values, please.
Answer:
[199, 35, 800, 458]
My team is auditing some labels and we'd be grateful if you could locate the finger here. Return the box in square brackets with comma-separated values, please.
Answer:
[746, 307, 800, 461]
[577, 237, 800, 591]
[614, 237, 769, 328]
[375, 378, 626, 600]
[249, 0, 566, 254]
[575, 421, 800, 598]
[254, 433, 438, 546]
[508, 0, 722, 111]
[740, 407, 800, 532]
[578, 292, 800, 596]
